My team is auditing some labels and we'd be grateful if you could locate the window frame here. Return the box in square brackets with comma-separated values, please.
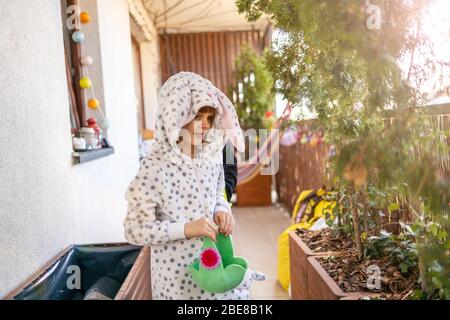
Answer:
[62, 0, 114, 163]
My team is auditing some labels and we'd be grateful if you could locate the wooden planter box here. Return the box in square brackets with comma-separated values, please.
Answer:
[236, 174, 272, 206]
[290, 231, 385, 300]
[306, 256, 351, 300]
[288, 231, 333, 300]
[4, 243, 151, 300]
[307, 256, 375, 300]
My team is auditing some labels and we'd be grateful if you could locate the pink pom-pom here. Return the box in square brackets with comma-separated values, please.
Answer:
[200, 248, 221, 270]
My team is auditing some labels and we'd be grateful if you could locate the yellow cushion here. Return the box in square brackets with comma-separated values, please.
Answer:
[277, 190, 336, 292]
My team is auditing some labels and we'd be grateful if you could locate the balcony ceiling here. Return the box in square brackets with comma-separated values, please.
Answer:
[142, 0, 270, 34]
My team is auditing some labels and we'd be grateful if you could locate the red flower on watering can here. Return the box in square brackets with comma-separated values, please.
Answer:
[200, 248, 221, 270]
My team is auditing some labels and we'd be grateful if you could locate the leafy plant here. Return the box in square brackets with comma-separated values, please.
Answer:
[409, 218, 450, 299]
[228, 45, 275, 131]
[365, 230, 418, 274]
[237, 0, 450, 299]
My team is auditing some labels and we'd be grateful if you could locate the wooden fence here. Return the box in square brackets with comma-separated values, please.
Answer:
[276, 135, 330, 213]
[159, 29, 271, 94]
[276, 104, 450, 217]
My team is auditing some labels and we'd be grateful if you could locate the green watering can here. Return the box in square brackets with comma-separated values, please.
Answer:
[189, 233, 248, 293]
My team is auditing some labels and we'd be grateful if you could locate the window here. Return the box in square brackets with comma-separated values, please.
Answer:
[61, 0, 114, 163]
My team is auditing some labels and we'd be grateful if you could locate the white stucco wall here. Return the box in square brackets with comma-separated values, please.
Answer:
[0, 0, 140, 298]
[140, 40, 161, 131]
[127, 0, 161, 131]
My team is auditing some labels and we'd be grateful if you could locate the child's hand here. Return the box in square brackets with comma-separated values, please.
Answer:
[184, 217, 218, 241]
[214, 212, 235, 236]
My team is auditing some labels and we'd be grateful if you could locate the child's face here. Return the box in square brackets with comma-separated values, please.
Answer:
[181, 107, 216, 146]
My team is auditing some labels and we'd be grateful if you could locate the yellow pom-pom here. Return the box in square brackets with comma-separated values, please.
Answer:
[79, 77, 92, 89]
[88, 98, 100, 109]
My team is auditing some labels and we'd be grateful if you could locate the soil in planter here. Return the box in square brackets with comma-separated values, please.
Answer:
[295, 228, 354, 253]
[318, 250, 420, 300]
[295, 228, 420, 299]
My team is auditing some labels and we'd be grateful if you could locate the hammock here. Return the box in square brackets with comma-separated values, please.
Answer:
[236, 102, 293, 186]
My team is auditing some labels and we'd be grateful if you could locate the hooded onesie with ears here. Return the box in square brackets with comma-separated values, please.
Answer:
[123, 72, 263, 300]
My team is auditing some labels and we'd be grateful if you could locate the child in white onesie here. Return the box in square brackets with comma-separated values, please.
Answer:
[123, 72, 262, 300]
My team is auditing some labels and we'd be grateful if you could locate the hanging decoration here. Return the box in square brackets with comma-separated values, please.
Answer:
[280, 123, 325, 149]
[317, 131, 324, 145]
[88, 98, 100, 109]
[309, 131, 324, 147]
[69, 8, 110, 152]
[280, 128, 300, 147]
[309, 133, 319, 147]
[328, 145, 337, 158]
[80, 56, 93, 66]
[80, 11, 91, 24]
[72, 31, 85, 43]
[79, 77, 92, 89]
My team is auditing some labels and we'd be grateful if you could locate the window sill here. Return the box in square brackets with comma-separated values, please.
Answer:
[72, 147, 115, 164]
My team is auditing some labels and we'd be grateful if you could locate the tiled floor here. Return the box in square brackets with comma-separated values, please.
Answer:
[231, 205, 291, 300]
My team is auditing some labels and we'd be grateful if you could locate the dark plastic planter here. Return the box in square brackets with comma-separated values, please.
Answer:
[4, 243, 151, 300]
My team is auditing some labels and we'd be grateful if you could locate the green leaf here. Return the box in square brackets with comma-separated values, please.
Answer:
[380, 230, 392, 238]
[444, 239, 450, 250]
[410, 289, 426, 300]
[399, 262, 409, 274]
[432, 277, 443, 289]
[388, 203, 400, 213]
[429, 224, 439, 237]
[429, 260, 443, 273]
[437, 230, 448, 242]
[400, 222, 415, 236]
[410, 224, 422, 234]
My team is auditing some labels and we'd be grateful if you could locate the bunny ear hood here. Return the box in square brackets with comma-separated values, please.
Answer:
[153, 72, 245, 165]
